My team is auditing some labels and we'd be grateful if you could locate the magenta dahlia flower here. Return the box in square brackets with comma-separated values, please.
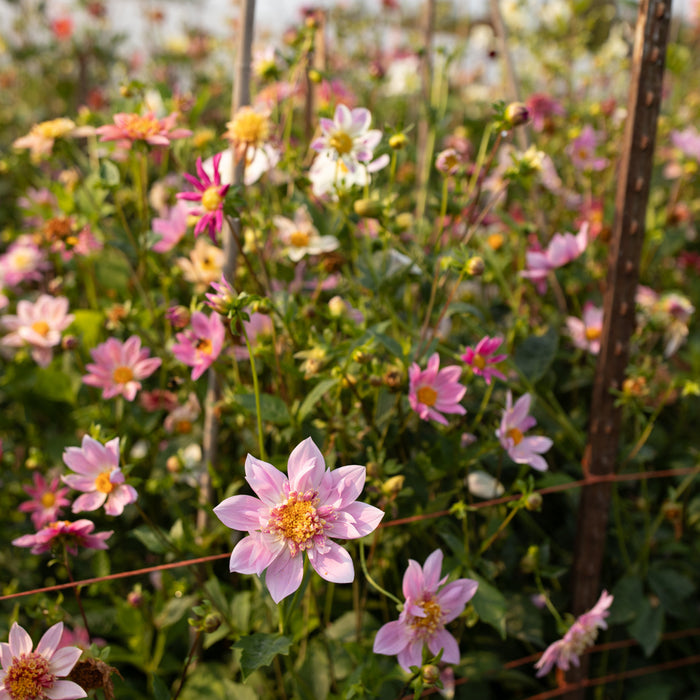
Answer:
[535, 590, 613, 676]
[61, 435, 137, 516]
[0, 621, 86, 700]
[373, 549, 478, 671]
[19, 473, 71, 529]
[176, 154, 230, 242]
[461, 335, 507, 384]
[408, 353, 467, 425]
[171, 310, 225, 380]
[83, 335, 162, 401]
[12, 519, 112, 556]
[214, 437, 384, 603]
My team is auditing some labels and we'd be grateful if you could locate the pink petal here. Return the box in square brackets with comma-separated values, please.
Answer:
[328, 501, 384, 539]
[308, 541, 354, 583]
[438, 579, 479, 622]
[373, 620, 410, 655]
[265, 548, 303, 603]
[323, 464, 366, 509]
[72, 491, 107, 513]
[427, 628, 460, 664]
[397, 639, 424, 672]
[245, 455, 288, 506]
[421, 550, 444, 592]
[287, 437, 326, 492]
[104, 485, 137, 515]
[44, 679, 87, 699]
[48, 646, 82, 676]
[229, 532, 283, 575]
[9, 623, 32, 656]
[61, 474, 97, 491]
[402, 560, 425, 600]
[36, 622, 63, 659]
[213, 495, 265, 531]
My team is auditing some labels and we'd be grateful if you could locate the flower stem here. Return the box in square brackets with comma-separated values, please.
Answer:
[240, 323, 265, 461]
[62, 547, 92, 642]
[359, 540, 402, 607]
[172, 629, 201, 700]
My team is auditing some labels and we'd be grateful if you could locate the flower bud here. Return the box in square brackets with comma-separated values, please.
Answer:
[525, 492, 543, 511]
[166, 305, 190, 329]
[504, 101, 530, 128]
[422, 664, 440, 685]
[353, 198, 383, 218]
[203, 612, 222, 633]
[308, 68, 322, 83]
[389, 132, 408, 150]
[466, 256, 485, 276]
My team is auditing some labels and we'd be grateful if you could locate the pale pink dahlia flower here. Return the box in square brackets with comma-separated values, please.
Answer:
[408, 353, 467, 425]
[373, 549, 478, 672]
[535, 590, 613, 677]
[566, 302, 603, 355]
[214, 437, 384, 603]
[96, 111, 191, 148]
[83, 335, 162, 401]
[496, 392, 552, 472]
[461, 335, 507, 384]
[0, 621, 86, 700]
[1, 294, 74, 367]
[171, 310, 226, 380]
[62, 435, 137, 516]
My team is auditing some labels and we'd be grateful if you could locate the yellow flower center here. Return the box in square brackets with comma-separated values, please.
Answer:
[585, 327, 601, 341]
[487, 233, 504, 250]
[11, 251, 32, 270]
[40, 492, 56, 508]
[409, 596, 442, 636]
[289, 230, 311, 248]
[472, 354, 487, 370]
[506, 427, 523, 445]
[113, 366, 134, 384]
[196, 338, 213, 355]
[329, 131, 354, 156]
[122, 113, 161, 139]
[5, 652, 55, 700]
[416, 385, 438, 407]
[31, 320, 50, 337]
[270, 492, 325, 553]
[35, 117, 76, 139]
[227, 107, 270, 146]
[200, 186, 222, 212]
[95, 470, 115, 494]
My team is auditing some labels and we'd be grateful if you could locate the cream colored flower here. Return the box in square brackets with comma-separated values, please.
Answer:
[177, 237, 224, 292]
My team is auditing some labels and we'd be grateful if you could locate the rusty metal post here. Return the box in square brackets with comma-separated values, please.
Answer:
[566, 0, 672, 697]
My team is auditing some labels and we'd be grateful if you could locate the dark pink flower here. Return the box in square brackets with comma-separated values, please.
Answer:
[461, 336, 507, 384]
[373, 549, 478, 671]
[525, 93, 565, 132]
[19, 473, 71, 529]
[171, 311, 225, 380]
[83, 336, 162, 401]
[12, 519, 112, 555]
[176, 154, 230, 242]
[408, 353, 467, 425]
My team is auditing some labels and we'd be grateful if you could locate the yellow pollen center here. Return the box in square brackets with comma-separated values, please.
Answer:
[95, 470, 115, 494]
[36, 118, 75, 139]
[112, 366, 134, 384]
[416, 385, 438, 407]
[277, 497, 318, 545]
[472, 354, 487, 370]
[329, 131, 353, 156]
[199, 254, 217, 271]
[410, 597, 442, 636]
[31, 320, 50, 337]
[487, 233, 504, 250]
[585, 327, 601, 341]
[11, 251, 32, 270]
[123, 113, 161, 138]
[40, 492, 56, 508]
[196, 338, 213, 355]
[228, 108, 270, 146]
[289, 230, 311, 248]
[201, 186, 222, 212]
[507, 427, 523, 445]
[5, 652, 55, 700]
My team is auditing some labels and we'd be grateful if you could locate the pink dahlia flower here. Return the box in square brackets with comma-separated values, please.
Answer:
[0, 621, 86, 700]
[496, 392, 552, 472]
[151, 200, 190, 253]
[176, 154, 230, 242]
[535, 590, 613, 677]
[213, 437, 384, 603]
[96, 111, 191, 148]
[62, 435, 137, 516]
[566, 125, 609, 172]
[461, 335, 507, 384]
[83, 335, 162, 401]
[0, 235, 49, 288]
[311, 103, 382, 173]
[373, 549, 478, 672]
[1, 294, 74, 367]
[19, 472, 71, 529]
[12, 519, 112, 556]
[566, 302, 604, 355]
[171, 310, 226, 380]
[408, 353, 467, 425]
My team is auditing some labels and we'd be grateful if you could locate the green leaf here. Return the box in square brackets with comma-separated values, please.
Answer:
[234, 392, 290, 425]
[648, 566, 695, 617]
[179, 664, 253, 700]
[70, 309, 104, 350]
[370, 329, 403, 360]
[151, 675, 171, 700]
[130, 525, 168, 554]
[32, 368, 80, 404]
[296, 639, 331, 700]
[232, 633, 292, 680]
[470, 575, 507, 639]
[513, 326, 558, 383]
[95, 252, 131, 296]
[297, 377, 339, 423]
[608, 576, 644, 625]
[627, 598, 663, 656]
[98, 159, 121, 186]
[154, 594, 199, 629]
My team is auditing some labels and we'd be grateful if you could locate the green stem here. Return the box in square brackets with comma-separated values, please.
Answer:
[240, 322, 265, 460]
[359, 540, 402, 607]
[172, 630, 202, 700]
[479, 502, 521, 555]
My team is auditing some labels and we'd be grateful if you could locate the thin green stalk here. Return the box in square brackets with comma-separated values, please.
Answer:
[359, 540, 402, 607]
[172, 630, 202, 700]
[479, 502, 521, 555]
[240, 322, 265, 461]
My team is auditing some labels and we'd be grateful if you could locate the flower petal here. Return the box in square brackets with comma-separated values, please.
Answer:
[214, 495, 265, 531]
[373, 620, 410, 655]
[427, 628, 460, 664]
[36, 621, 63, 660]
[8, 623, 32, 657]
[308, 541, 354, 583]
[229, 532, 283, 575]
[48, 646, 82, 676]
[245, 455, 288, 506]
[287, 437, 326, 492]
[44, 679, 87, 699]
[265, 549, 303, 603]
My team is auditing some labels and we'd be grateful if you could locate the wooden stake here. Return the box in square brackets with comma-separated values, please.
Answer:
[566, 0, 672, 696]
